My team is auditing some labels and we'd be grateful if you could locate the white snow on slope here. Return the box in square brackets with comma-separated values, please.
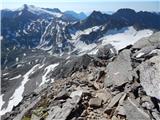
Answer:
[71, 26, 152, 55]
[0, 94, 5, 111]
[0, 64, 41, 115]
[39, 21, 52, 45]
[16, 5, 62, 17]
[100, 26, 153, 51]
[69, 26, 101, 54]
[9, 75, 22, 81]
[39, 63, 59, 87]
[73, 40, 97, 54]
[3, 73, 9, 76]
[70, 26, 100, 40]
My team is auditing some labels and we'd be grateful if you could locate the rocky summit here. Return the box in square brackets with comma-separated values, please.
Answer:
[1, 31, 160, 120]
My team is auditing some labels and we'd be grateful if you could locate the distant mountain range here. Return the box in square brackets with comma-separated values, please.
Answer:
[1, 4, 160, 69]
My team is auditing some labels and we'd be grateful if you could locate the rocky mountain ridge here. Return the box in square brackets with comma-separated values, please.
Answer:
[1, 31, 160, 120]
[1, 5, 160, 120]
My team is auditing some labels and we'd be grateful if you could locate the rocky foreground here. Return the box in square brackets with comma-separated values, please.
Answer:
[2, 32, 160, 120]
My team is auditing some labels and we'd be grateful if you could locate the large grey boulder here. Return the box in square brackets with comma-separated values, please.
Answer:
[124, 97, 150, 120]
[138, 55, 160, 100]
[104, 49, 133, 87]
[89, 97, 102, 108]
[96, 44, 117, 59]
[133, 32, 160, 49]
[46, 90, 83, 120]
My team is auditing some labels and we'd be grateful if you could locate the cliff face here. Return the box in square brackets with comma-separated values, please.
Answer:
[1, 32, 160, 120]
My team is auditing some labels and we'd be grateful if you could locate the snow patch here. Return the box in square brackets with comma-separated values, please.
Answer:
[70, 26, 100, 40]
[0, 94, 5, 111]
[136, 53, 145, 58]
[3, 73, 9, 76]
[39, 63, 59, 86]
[0, 64, 41, 115]
[9, 75, 22, 81]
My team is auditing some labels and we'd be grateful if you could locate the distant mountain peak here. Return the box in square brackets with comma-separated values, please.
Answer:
[63, 10, 87, 20]
[21, 4, 35, 11]
[90, 10, 103, 16]
[116, 8, 136, 14]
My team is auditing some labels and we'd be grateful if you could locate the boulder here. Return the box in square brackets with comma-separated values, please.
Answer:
[123, 97, 150, 120]
[141, 96, 154, 110]
[107, 92, 124, 108]
[46, 90, 83, 120]
[95, 89, 112, 104]
[31, 113, 42, 120]
[104, 50, 133, 87]
[89, 98, 102, 108]
[111, 116, 120, 120]
[133, 32, 160, 49]
[55, 90, 69, 100]
[138, 55, 160, 100]
[116, 105, 126, 116]
[70, 90, 83, 98]
[96, 44, 117, 59]
[152, 111, 160, 120]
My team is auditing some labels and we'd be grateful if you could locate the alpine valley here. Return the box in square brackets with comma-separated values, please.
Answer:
[1, 4, 160, 120]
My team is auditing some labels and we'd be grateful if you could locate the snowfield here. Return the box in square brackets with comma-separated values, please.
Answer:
[100, 26, 153, 51]
[71, 26, 153, 55]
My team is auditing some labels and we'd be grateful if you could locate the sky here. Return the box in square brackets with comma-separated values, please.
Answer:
[1, 0, 159, 13]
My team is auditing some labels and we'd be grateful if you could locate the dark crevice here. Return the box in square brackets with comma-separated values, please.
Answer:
[136, 70, 140, 83]
[151, 97, 160, 112]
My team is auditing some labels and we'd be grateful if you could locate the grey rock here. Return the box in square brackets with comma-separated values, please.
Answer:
[95, 89, 112, 104]
[141, 96, 154, 110]
[55, 90, 69, 100]
[107, 92, 124, 108]
[104, 50, 133, 87]
[124, 97, 150, 120]
[70, 90, 83, 98]
[31, 114, 41, 120]
[116, 105, 126, 116]
[133, 32, 160, 49]
[152, 111, 160, 120]
[133, 46, 160, 64]
[111, 116, 119, 120]
[46, 96, 82, 120]
[87, 73, 95, 81]
[89, 98, 102, 108]
[138, 55, 160, 100]
[96, 44, 117, 60]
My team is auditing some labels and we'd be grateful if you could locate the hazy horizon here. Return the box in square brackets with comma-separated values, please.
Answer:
[1, 0, 159, 13]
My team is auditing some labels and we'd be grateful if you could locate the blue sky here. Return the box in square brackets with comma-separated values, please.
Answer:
[1, 0, 159, 13]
